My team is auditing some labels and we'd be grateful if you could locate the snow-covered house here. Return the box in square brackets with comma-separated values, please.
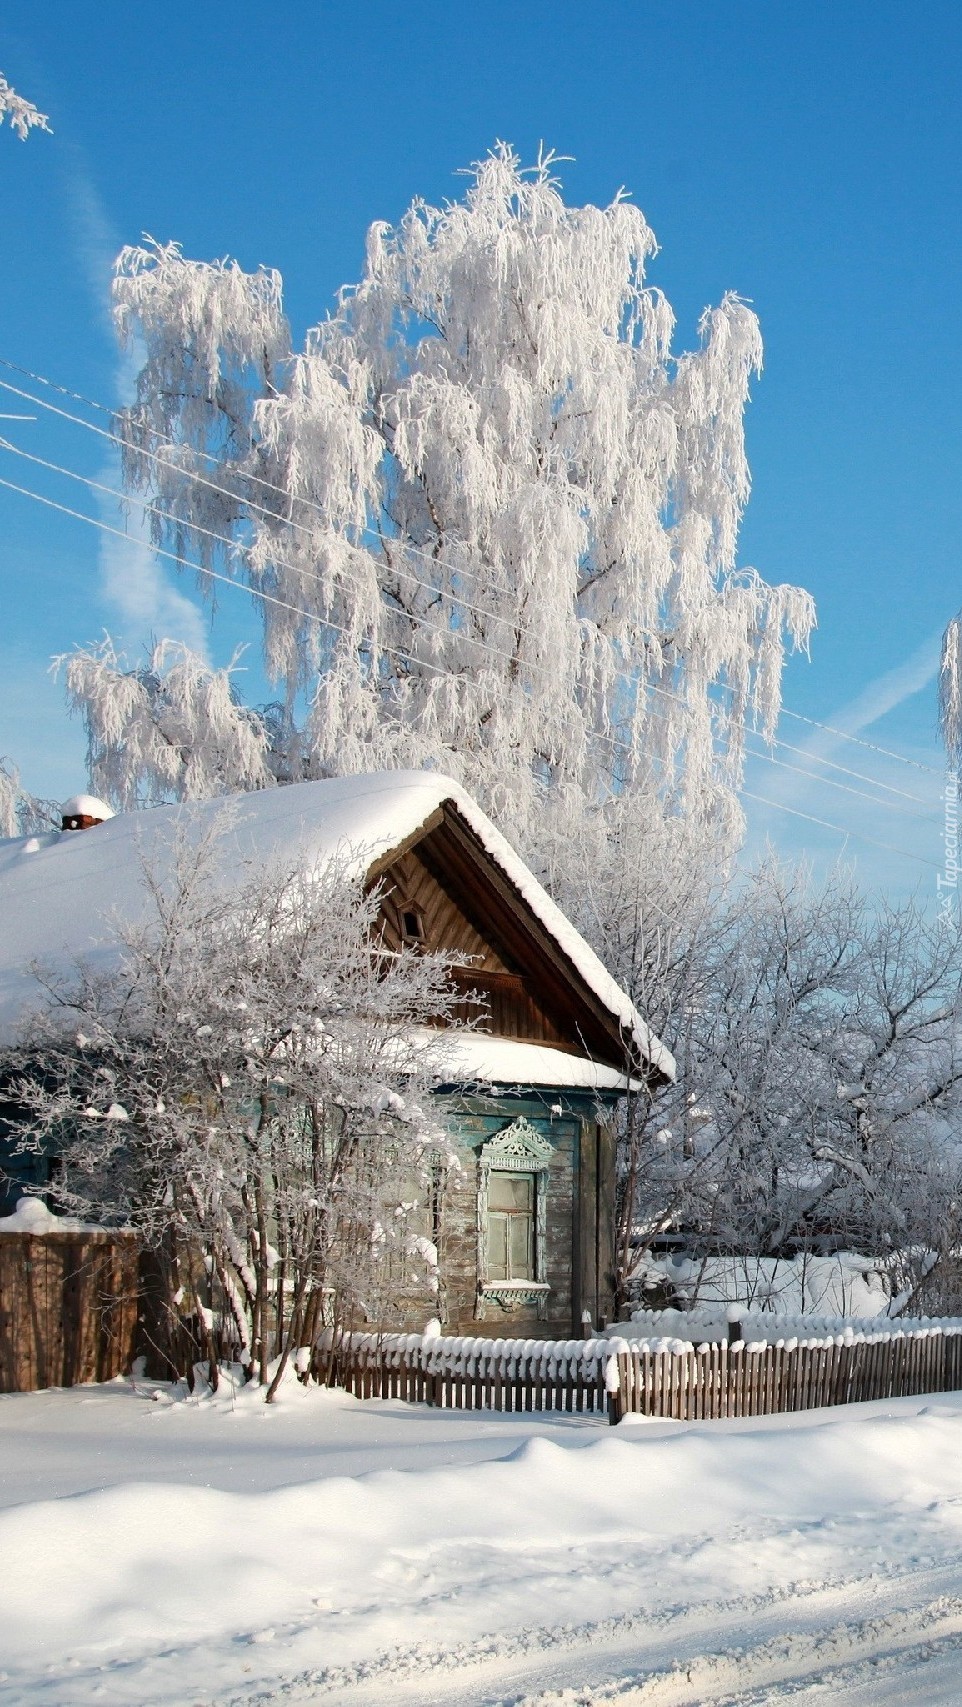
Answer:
[0, 772, 673, 1335]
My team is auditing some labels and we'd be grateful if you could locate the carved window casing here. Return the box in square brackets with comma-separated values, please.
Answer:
[477, 1117, 552, 1313]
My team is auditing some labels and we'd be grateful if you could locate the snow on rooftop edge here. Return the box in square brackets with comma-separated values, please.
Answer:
[0, 771, 674, 1079]
[412, 1030, 644, 1093]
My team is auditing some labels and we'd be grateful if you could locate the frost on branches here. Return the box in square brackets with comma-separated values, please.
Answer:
[940, 613, 962, 766]
[58, 639, 278, 807]
[616, 859, 962, 1316]
[9, 822, 462, 1398]
[0, 74, 50, 141]
[0, 759, 59, 838]
[105, 145, 814, 852]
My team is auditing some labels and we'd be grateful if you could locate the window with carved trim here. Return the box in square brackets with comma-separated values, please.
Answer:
[476, 1117, 552, 1312]
[486, 1170, 535, 1282]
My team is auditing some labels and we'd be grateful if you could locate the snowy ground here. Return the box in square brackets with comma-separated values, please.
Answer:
[5, 1379, 962, 1704]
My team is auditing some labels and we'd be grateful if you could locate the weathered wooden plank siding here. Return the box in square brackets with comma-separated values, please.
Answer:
[378, 850, 510, 971]
[377, 849, 573, 1045]
[437, 1099, 579, 1337]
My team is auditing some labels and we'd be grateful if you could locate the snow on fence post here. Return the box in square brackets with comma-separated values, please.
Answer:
[726, 1306, 743, 1346]
[604, 1341, 627, 1426]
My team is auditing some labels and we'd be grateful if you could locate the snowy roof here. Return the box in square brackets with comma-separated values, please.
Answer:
[415, 1030, 645, 1094]
[0, 771, 674, 1079]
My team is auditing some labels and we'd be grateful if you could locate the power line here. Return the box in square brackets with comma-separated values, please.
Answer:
[0, 368, 520, 621]
[756, 733, 932, 807]
[778, 707, 943, 777]
[0, 435, 945, 841]
[0, 431, 597, 691]
[742, 743, 940, 824]
[0, 464, 945, 873]
[0, 351, 948, 786]
[740, 790, 943, 872]
[0, 415, 937, 820]
[0, 470, 457, 685]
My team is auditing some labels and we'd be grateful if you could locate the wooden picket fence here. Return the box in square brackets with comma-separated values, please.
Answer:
[318, 1325, 962, 1423]
[0, 1230, 141, 1393]
[610, 1330, 962, 1421]
[318, 1333, 614, 1415]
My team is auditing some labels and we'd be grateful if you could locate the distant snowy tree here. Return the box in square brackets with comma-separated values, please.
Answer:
[0, 74, 50, 141]
[9, 822, 461, 1397]
[109, 145, 814, 854]
[940, 614, 962, 766]
[614, 858, 962, 1312]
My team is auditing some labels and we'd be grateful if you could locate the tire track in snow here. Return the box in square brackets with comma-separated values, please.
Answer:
[228, 1556, 962, 1706]
[511, 1596, 962, 1705]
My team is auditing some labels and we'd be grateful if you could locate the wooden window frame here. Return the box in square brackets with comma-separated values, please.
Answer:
[476, 1117, 552, 1313]
[397, 900, 426, 949]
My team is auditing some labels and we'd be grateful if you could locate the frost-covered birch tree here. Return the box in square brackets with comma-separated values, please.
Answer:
[58, 638, 277, 807]
[940, 615, 962, 766]
[102, 145, 814, 855]
[0, 759, 59, 838]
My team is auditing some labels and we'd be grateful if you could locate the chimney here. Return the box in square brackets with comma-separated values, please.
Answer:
[60, 794, 115, 833]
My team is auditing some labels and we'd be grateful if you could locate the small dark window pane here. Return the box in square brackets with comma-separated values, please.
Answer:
[402, 910, 422, 941]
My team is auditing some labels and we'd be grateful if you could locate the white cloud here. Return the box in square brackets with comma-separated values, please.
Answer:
[819, 631, 942, 741]
[60, 145, 210, 658]
[97, 508, 211, 659]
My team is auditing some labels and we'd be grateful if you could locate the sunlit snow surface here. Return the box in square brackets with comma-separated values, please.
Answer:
[4, 1376, 962, 1703]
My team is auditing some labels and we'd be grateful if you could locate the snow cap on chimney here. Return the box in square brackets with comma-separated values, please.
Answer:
[61, 794, 115, 831]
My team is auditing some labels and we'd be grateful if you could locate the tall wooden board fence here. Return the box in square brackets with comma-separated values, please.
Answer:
[0, 1231, 141, 1392]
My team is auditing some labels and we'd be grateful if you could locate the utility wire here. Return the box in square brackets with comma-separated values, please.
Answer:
[0, 465, 944, 875]
[740, 789, 944, 873]
[0, 372, 516, 636]
[0, 419, 937, 819]
[742, 742, 941, 824]
[775, 706, 944, 777]
[0, 430, 940, 829]
[0, 351, 947, 784]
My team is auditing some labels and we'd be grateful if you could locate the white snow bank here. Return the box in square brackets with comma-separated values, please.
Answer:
[611, 1306, 962, 1346]
[632, 1249, 894, 1318]
[0, 771, 674, 1078]
[5, 1380, 962, 1703]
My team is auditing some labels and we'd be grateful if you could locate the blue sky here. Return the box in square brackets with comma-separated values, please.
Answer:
[1, 2, 960, 899]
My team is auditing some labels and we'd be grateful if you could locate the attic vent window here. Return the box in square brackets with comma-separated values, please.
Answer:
[400, 906, 425, 946]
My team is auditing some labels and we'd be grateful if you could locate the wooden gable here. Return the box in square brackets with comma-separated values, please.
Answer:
[370, 800, 656, 1078]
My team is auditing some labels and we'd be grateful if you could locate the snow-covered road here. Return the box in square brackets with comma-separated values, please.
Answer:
[4, 1377, 962, 1705]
